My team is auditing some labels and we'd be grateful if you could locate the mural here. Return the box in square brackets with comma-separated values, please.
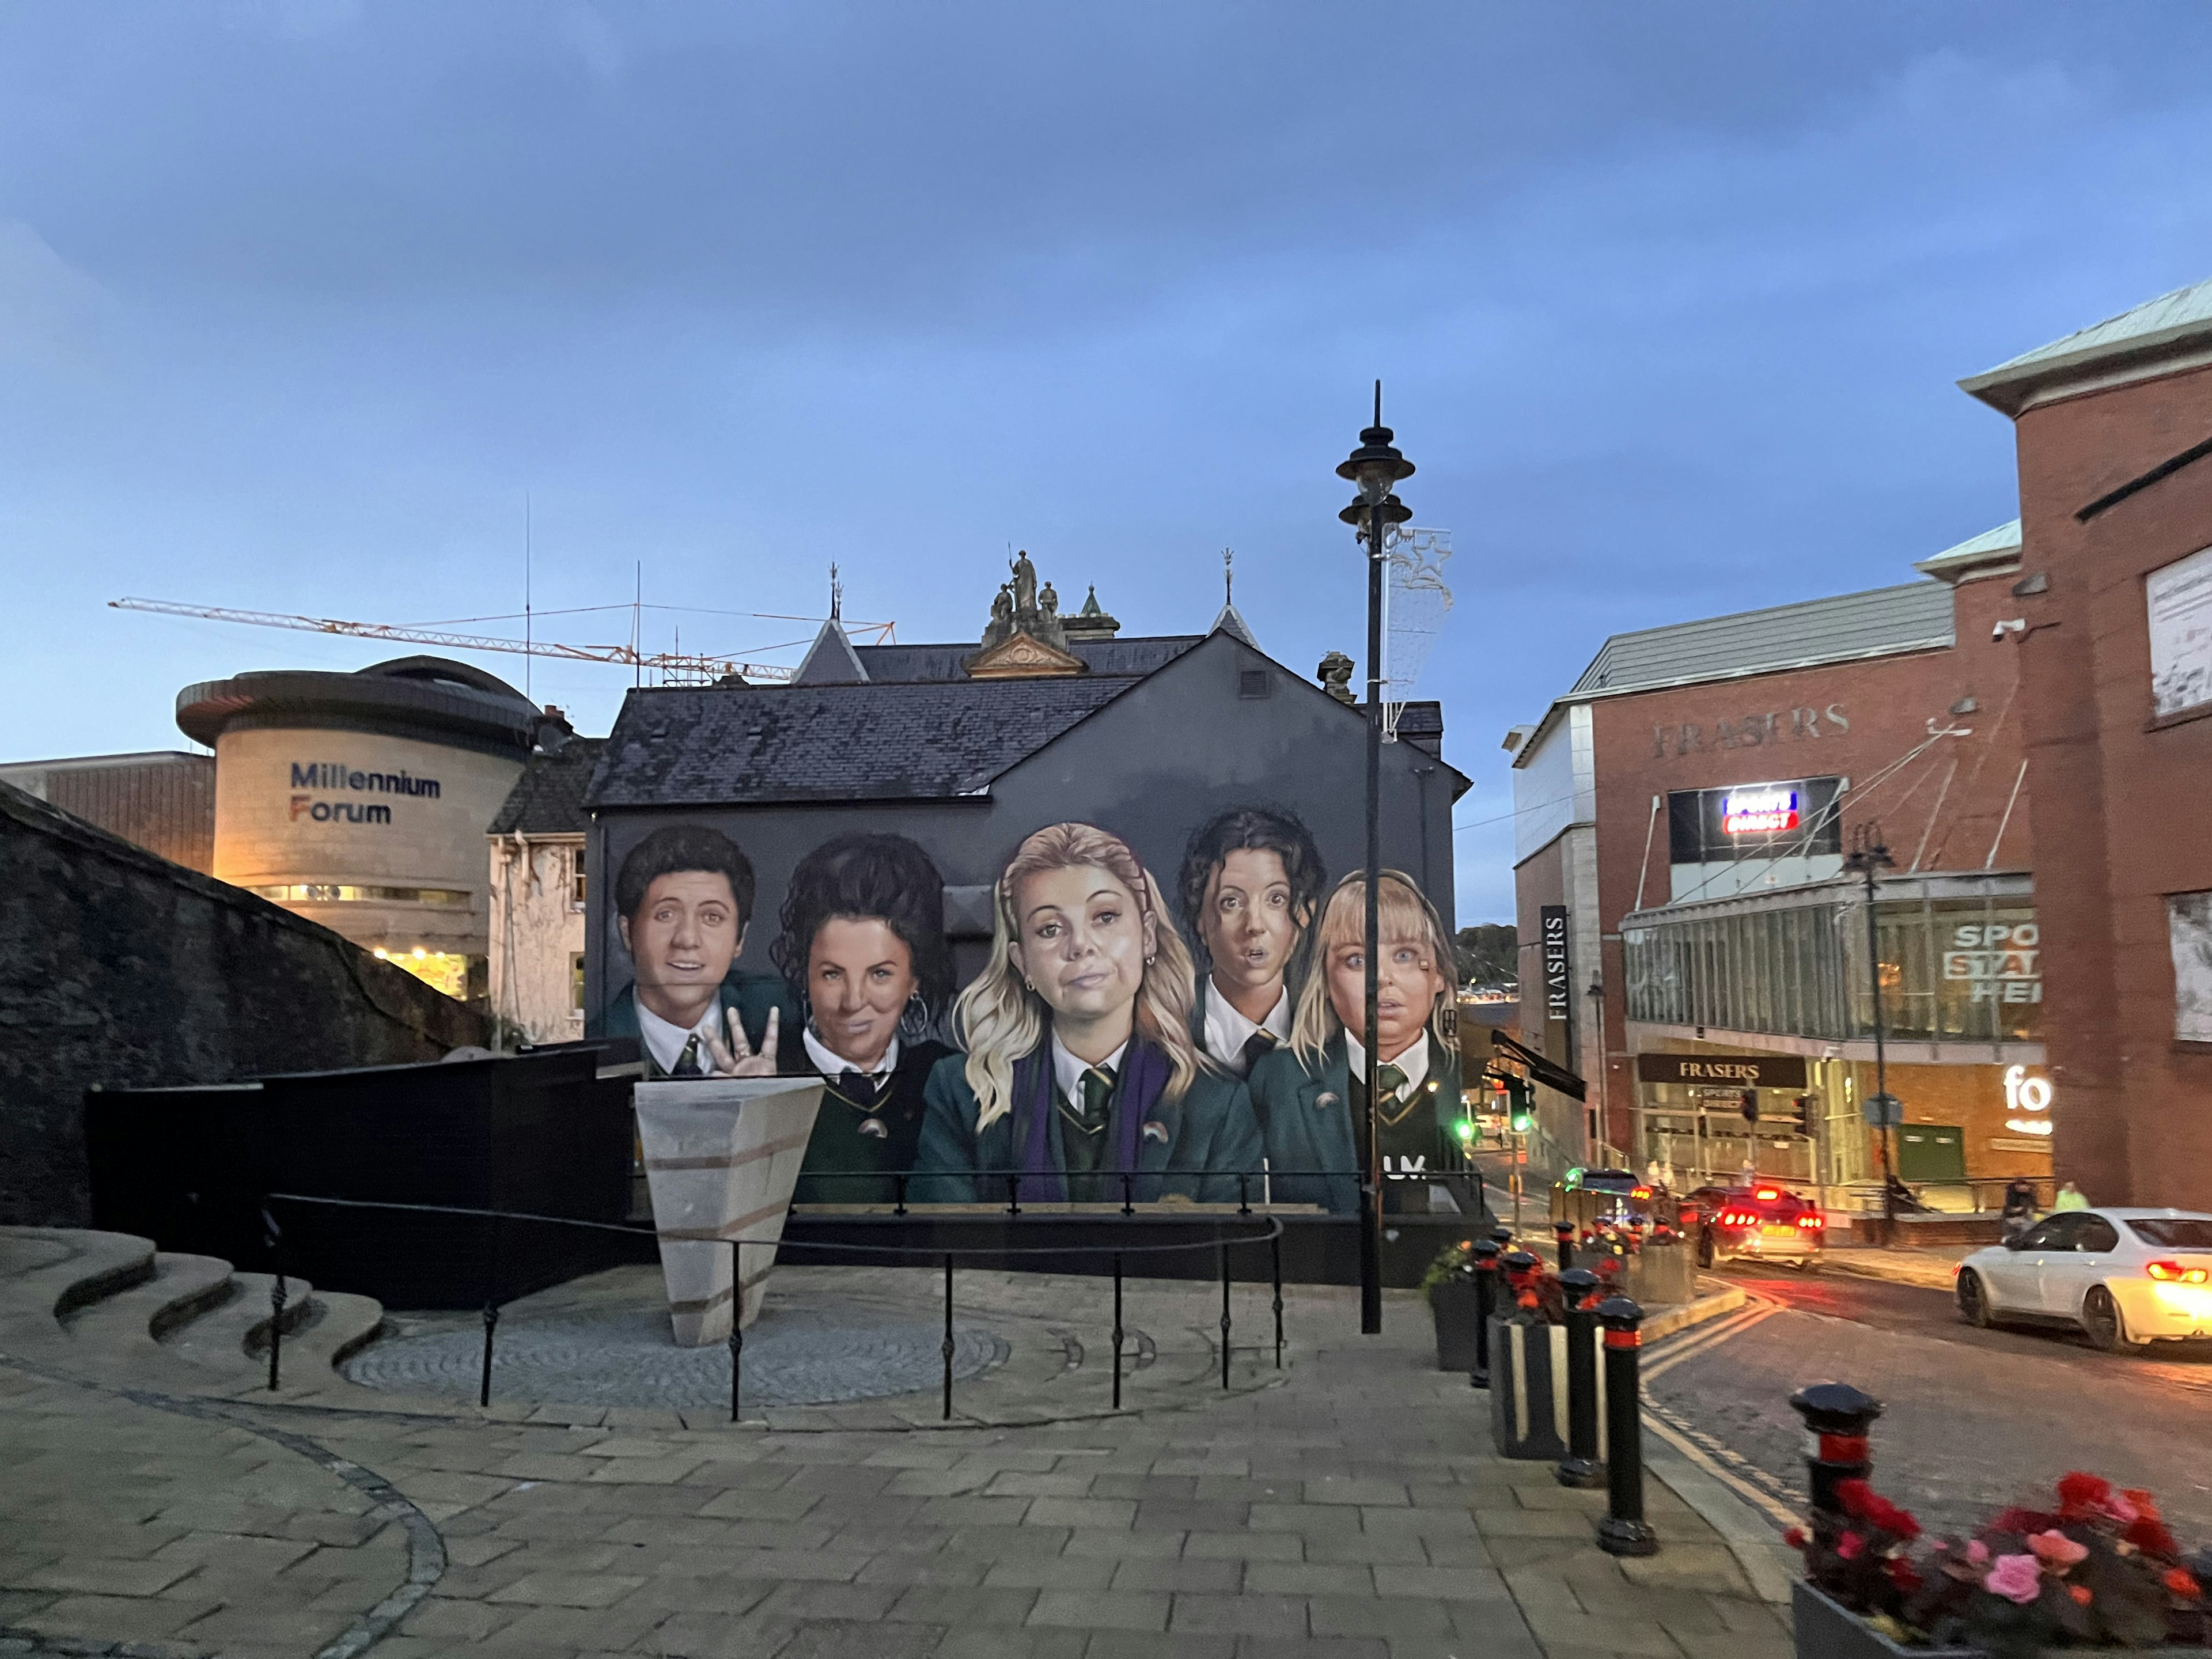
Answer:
[591, 810, 1468, 1214]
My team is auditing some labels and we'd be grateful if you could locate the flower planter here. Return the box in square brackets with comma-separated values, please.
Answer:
[1791, 1580, 2202, 1659]
[1429, 1278, 1482, 1371]
[1488, 1319, 1605, 1461]
[1627, 1241, 1696, 1306]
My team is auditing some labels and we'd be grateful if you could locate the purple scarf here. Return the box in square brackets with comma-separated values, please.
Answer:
[1013, 1034, 1171, 1203]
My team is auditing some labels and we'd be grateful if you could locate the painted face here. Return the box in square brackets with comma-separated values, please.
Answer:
[1200, 847, 1299, 1000]
[620, 870, 742, 1009]
[1009, 863, 1154, 1022]
[806, 916, 916, 1070]
[1325, 925, 1448, 1061]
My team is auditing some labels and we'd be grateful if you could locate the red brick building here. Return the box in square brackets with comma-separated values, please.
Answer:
[1508, 528, 2048, 1204]
[1961, 276, 2212, 1209]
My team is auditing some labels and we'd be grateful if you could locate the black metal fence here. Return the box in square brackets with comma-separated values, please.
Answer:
[260, 1192, 1286, 1423]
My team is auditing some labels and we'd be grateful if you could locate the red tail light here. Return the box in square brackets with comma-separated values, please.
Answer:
[1631, 1186, 1652, 1200]
[1796, 1214, 1824, 1230]
[1754, 1188, 1781, 1201]
[2146, 1260, 2209, 1283]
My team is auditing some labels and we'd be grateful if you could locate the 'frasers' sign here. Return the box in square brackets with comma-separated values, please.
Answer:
[1721, 786, 1799, 835]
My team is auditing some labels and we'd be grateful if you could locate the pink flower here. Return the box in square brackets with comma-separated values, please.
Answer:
[1987, 1554, 2043, 1605]
[2101, 1495, 2140, 1525]
[1965, 1541, 1991, 1567]
[2028, 1531, 2088, 1570]
[1838, 1532, 1866, 1561]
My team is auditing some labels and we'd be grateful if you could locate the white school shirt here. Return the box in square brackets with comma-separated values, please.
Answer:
[1050, 1033, 1130, 1108]
[802, 1025, 901, 1083]
[1341, 1031, 1430, 1104]
[635, 998, 726, 1075]
[1200, 980, 1292, 1075]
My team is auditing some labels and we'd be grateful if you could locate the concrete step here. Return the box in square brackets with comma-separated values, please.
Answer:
[254, 1291, 388, 1399]
[0, 1226, 156, 1331]
[162, 1270, 315, 1370]
[59, 1251, 235, 1346]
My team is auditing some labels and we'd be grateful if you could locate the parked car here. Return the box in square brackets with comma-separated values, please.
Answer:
[1685, 1181, 1825, 1270]
[1955, 1207, 2212, 1353]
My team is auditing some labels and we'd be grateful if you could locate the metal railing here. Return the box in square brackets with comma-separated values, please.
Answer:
[1828, 1175, 2055, 1217]
[778, 1164, 1493, 1219]
[260, 1193, 1286, 1424]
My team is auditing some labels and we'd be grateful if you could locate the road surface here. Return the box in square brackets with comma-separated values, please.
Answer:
[1641, 1263, 2212, 1544]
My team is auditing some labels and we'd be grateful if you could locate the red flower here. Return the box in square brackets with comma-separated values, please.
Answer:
[2165, 1569, 2202, 1600]
[1886, 1559, 1925, 1594]
[1988, 1507, 2059, 1538]
[1783, 1527, 1808, 1550]
[1838, 1531, 1866, 1562]
[2069, 1585, 2093, 1607]
[2056, 1473, 2112, 1519]
[1832, 1479, 1919, 1540]
[2126, 1516, 2179, 1556]
[1836, 1479, 1873, 1519]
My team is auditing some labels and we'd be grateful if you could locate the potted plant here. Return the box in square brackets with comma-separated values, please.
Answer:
[1422, 1240, 1484, 1372]
[1487, 1253, 1589, 1461]
[1790, 1469, 2209, 1659]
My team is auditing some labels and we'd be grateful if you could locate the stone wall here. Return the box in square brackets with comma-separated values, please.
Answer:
[0, 780, 486, 1225]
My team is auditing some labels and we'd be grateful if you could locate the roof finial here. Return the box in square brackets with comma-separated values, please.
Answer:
[1222, 547, 1233, 605]
[829, 561, 842, 622]
[1373, 378, 1382, 427]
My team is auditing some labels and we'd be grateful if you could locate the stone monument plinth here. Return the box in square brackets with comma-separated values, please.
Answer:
[634, 1077, 823, 1347]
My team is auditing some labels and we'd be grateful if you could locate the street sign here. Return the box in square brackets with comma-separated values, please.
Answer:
[1863, 1092, 1904, 1128]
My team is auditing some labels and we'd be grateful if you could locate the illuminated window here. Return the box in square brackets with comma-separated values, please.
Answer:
[570, 952, 586, 1013]
[374, 949, 470, 1000]
[251, 884, 471, 907]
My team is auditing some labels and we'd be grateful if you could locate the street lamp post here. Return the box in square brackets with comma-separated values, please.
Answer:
[1842, 824, 1898, 1234]
[1339, 382, 1414, 1336]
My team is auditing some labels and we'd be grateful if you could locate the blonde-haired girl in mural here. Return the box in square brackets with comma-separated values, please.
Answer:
[911, 822, 1263, 1204]
[1245, 870, 1465, 1216]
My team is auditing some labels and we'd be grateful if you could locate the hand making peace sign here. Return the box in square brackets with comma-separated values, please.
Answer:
[699, 1005, 781, 1077]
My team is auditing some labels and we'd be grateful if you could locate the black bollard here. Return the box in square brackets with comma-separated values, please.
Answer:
[267, 1270, 286, 1393]
[1554, 1219, 1577, 1272]
[1555, 1267, 1604, 1488]
[1468, 1240, 1501, 1389]
[942, 1253, 955, 1422]
[1594, 1296, 1656, 1556]
[1789, 1382, 1883, 1543]
[1270, 1234, 1284, 1370]
[1112, 1252, 1124, 1410]
[1490, 1222, 1514, 1250]
[1219, 1243, 1233, 1391]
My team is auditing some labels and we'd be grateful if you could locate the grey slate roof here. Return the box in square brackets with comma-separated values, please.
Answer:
[489, 737, 606, 835]
[852, 634, 1203, 684]
[1569, 581, 1955, 699]
[588, 679, 1143, 808]
[791, 620, 870, 685]
[1961, 274, 2212, 416]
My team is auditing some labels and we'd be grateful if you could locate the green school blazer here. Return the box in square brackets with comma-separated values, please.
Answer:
[1245, 1032, 1464, 1216]
[909, 1040, 1264, 1207]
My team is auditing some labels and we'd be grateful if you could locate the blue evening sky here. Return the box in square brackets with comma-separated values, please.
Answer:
[5, 2, 2211, 923]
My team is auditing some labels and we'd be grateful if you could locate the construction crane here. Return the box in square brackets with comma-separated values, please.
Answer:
[110, 597, 895, 687]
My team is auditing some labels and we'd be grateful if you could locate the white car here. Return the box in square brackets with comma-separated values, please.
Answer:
[1955, 1208, 2212, 1353]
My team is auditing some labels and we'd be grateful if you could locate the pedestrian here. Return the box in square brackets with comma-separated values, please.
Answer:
[1999, 1175, 2037, 1242]
[2053, 1179, 2089, 1212]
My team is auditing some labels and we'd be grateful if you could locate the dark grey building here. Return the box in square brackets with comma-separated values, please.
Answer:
[581, 601, 1468, 1005]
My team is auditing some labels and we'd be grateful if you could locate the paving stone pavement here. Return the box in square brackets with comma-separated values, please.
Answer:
[3, 1269, 1796, 1659]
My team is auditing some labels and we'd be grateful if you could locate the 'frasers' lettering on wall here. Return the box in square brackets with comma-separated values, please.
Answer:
[1653, 704, 1849, 759]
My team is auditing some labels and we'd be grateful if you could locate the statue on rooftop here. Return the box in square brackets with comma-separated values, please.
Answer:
[1010, 550, 1038, 617]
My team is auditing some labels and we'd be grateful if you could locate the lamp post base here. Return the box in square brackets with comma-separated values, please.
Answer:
[1556, 1456, 1604, 1490]
[1597, 1516, 1658, 1557]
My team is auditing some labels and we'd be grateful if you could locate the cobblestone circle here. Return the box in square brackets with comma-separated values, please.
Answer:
[342, 1302, 1009, 1409]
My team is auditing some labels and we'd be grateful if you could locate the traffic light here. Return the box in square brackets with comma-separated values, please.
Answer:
[1505, 1076, 1535, 1134]
[1794, 1095, 1817, 1136]
[1453, 1113, 1479, 1147]
[1740, 1092, 1760, 1124]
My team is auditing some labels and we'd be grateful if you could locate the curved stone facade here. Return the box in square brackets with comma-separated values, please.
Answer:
[182, 658, 539, 998]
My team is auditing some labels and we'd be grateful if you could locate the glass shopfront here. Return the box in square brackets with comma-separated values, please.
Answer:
[1623, 877, 2040, 1047]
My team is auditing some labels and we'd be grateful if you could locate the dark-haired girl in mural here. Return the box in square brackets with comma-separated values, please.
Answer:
[772, 833, 958, 1205]
[1245, 870, 1464, 1216]
[910, 823, 1262, 1205]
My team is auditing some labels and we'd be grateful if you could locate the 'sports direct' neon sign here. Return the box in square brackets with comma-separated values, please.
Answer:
[1722, 786, 1800, 835]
